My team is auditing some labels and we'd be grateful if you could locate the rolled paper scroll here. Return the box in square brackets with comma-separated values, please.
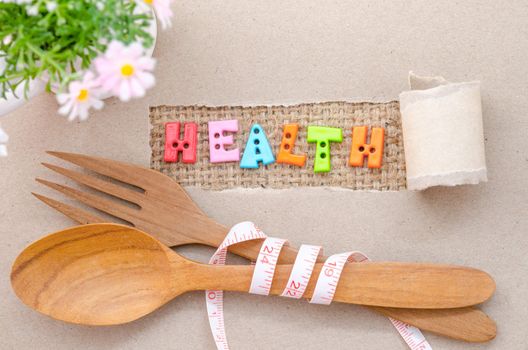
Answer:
[399, 72, 487, 190]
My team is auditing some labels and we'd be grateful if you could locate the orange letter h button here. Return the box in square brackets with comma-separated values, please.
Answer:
[349, 126, 385, 169]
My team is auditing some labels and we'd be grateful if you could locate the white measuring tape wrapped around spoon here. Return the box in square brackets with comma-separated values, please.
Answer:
[205, 222, 432, 350]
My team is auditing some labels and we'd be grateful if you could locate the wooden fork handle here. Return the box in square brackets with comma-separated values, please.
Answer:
[371, 306, 496, 343]
[198, 261, 494, 309]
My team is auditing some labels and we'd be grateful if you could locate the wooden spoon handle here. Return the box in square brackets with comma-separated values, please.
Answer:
[203, 224, 496, 341]
[194, 261, 495, 309]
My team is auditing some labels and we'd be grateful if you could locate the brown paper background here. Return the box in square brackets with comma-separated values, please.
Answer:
[1, 1, 527, 349]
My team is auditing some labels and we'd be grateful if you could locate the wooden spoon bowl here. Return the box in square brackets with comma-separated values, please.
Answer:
[11, 225, 178, 325]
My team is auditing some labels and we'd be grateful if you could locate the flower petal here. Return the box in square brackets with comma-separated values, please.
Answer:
[136, 57, 156, 71]
[136, 71, 156, 89]
[0, 127, 9, 143]
[127, 42, 144, 59]
[58, 99, 74, 116]
[82, 71, 95, 83]
[118, 80, 132, 101]
[68, 103, 79, 121]
[94, 57, 115, 75]
[78, 105, 89, 121]
[68, 81, 82, 95]
[129, 77, 146, 98]
[100, 73, 121, 92]
[91, 98, 104, 110]
[106, 41, 124, 59]
[56, 93, 71, 104]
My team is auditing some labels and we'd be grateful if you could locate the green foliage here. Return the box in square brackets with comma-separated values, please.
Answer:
[0, 0, 154, 98]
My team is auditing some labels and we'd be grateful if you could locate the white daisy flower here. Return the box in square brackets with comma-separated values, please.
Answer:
[144, 0, 173, 29]
[94, 40, 156, 102]
[46, 1, 57, 12]
[2, 34, 13, 45]
[57, 71, 104, 121]
[26, 5, 38, 16]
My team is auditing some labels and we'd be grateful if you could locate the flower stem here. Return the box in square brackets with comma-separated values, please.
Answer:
[26, 43, 66, 77]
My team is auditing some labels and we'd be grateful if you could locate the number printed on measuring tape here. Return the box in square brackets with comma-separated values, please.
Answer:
[249, 237, 287, 295]
[280, 244, 321, 299]
[205, 221, 432, 350]
[310, 251, 367, 305]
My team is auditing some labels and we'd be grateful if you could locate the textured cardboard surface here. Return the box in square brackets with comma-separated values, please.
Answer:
[1, 1, 527, 349]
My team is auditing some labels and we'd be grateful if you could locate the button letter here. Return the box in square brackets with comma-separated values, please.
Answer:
[277, 123, 306, 167]
[240, 124, 275, 168]
[208, 120, 240, 163]
[349, 126, 384, 168]
[307, 126, 342, 173]
[164, 122, 198, 163]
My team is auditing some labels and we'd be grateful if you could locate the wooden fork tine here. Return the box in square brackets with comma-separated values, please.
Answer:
[32, 192, 107, 224]
[46, 151, 155, 190]
[46, 151, 205, 213]
[41, 162, 143, 205]
[36, 178, 139, 224]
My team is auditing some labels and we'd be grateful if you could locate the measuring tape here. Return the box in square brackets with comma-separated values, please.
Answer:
[205, 221, 432, 350]
[280, 244, 321, 299]
[249, 237, 287, 295]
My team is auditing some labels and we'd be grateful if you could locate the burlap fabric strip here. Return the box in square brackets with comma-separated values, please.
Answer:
[149, 101, 406, 190]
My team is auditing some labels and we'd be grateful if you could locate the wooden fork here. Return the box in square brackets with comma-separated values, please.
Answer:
[32, 151, 496, 342]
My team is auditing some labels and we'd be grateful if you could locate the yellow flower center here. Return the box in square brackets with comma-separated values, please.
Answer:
[77, 89, 89, 101]
[121, 64, 135, 77]
[144, 0, 153, 4]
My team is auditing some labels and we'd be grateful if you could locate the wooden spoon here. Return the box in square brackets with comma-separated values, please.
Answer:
[11, 224, 495, 326]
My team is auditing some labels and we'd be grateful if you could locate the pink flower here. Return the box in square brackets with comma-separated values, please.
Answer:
[144, 0, 173, 29]
[56, 71, 104, 121]
[94, 41, 156, 102]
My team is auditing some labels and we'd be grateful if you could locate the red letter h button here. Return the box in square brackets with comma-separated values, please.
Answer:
[164, 122, 198, 163]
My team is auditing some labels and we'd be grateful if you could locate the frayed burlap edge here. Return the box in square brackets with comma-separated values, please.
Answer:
[149, 101, 406, 191]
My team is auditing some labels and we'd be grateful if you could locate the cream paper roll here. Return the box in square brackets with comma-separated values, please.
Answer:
[399, 72, 487, 191]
